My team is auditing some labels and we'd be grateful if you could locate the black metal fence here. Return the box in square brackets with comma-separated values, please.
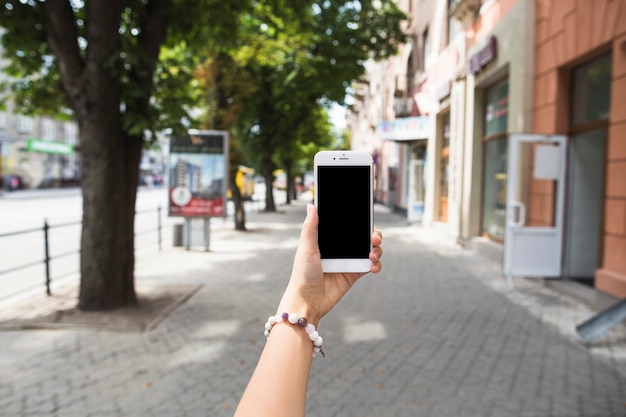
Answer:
[0, 207, 163, 296]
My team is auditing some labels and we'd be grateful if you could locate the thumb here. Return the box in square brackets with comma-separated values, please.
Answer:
[300, 204, 319, 252]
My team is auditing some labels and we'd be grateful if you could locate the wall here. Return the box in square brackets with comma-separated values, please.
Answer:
[532, 0, 626, 296]
[460, 0, 532, 239]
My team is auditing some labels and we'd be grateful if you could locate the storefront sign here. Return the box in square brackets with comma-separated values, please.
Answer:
[168, 130, 229, 218]
[26, 139, 74, 155]
[377, 116, 431, 141]
[468, 36, 498, 75]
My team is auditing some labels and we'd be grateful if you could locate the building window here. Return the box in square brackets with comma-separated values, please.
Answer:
[481, 78, 509, 240]
[16, 114, 33, 133]
[422, 27, 431, 70]
[64, 122, 78, 145]
[42, 118, 56, 141]
[447, 0, 461, 45]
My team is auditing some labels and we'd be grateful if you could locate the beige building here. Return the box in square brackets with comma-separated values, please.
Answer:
[348, 0, 626, 299]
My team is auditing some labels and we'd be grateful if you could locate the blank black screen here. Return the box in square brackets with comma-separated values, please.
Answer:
[317, 165, 371, 259]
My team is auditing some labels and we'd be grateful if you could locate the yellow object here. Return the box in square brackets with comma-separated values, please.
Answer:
[228, 165, 256, 200]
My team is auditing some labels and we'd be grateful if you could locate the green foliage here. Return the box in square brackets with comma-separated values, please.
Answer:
[0, 0, 252, 142]
[230, 0, 407, 183]
[0, 0, 406, 166]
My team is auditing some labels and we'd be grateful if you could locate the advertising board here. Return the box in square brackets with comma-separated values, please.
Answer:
[168, 130, 229, 218]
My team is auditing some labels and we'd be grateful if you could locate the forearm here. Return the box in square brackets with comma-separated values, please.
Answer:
[234, 321, 314, 417]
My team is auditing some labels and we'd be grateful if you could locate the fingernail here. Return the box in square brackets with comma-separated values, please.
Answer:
[307, 204, 313, 217]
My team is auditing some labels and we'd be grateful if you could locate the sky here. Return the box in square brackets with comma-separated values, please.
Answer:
[329, 103, 347, 130]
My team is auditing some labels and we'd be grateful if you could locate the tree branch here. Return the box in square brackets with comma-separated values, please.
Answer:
[43, 0, 84, 109]
[139, 0, 169, 67]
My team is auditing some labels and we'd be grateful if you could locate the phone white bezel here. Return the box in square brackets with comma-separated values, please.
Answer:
[314, 150, 373, 273]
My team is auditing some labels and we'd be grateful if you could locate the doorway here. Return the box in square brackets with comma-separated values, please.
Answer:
[563, 129, 606, 284]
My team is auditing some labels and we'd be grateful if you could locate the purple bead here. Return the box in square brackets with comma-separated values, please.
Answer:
[297, 317, 307, 327]
[281, 312, 289, 321]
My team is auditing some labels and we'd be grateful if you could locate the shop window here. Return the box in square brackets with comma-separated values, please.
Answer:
[482, 136, 508, 239]
[485, 79, 509, 136]
[571, 53, 611, 127]
[439, 113, 450, 222]
[481, 78, 509, 240]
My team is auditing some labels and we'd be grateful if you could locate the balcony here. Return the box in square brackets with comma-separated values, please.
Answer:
[449, 0, 480, 28]
[394, 97, 414, 118]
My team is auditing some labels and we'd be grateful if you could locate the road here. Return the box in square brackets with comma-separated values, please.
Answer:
[0, 187, 172, 301]
[0, 184, 288, 302]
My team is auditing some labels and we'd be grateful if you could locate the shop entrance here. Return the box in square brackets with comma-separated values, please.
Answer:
[562, 129, 606, 284]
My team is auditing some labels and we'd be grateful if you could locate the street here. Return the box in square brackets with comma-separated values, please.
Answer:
[0, 185, 283, 301]
[0, 187, 171, 301]
[0, 192, 625, 416]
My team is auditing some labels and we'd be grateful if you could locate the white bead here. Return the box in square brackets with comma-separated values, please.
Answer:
[264, 330, 269, 337]
[313, 347, 321, 353]
[288, 313, 298, 324]
[265, 322, 272, 331]
[268, 316, 278, 325]
[314, 336, 323, 347]
[308, 331, 319, 341]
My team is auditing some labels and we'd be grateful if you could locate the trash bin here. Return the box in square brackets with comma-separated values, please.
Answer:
[173, 223, 183, 247]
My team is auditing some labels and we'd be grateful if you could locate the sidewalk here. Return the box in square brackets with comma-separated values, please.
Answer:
[1, 200, 625, 417]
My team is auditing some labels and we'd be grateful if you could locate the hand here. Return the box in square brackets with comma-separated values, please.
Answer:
[278, 204, 383, 325]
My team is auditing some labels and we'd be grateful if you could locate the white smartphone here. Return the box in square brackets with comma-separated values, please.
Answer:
[314, 150, 374, 273]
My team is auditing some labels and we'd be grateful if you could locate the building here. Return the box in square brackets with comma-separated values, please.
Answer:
[530, 0, 626, 296]
[347, 0, 626, 299]
[0, 104, 80, 190]
[0, 36, 80, 190]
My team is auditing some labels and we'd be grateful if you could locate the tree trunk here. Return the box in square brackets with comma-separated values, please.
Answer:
[264, 174, 276, 212]
[230, 176, 246, 231]
[78, 120, 142, 310]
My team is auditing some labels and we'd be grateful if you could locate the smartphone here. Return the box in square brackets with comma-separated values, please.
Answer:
[314, 150, 373, 273]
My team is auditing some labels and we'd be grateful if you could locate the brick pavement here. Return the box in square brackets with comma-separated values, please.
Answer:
[0, 199, 625, 417]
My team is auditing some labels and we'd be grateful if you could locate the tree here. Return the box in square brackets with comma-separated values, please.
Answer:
[194, 51, 257, 230]
[0, 0, 248, 310]
[236, 0, 407, 212]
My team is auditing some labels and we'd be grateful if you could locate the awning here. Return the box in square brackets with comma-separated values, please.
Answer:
[413, 91, 433, 115]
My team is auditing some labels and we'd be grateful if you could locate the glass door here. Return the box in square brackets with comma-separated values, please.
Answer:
[503, 134, 567, 279]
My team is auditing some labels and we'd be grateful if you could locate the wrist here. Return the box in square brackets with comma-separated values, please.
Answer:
[264, 312, 326, 358]
[277, 291, 321, 327]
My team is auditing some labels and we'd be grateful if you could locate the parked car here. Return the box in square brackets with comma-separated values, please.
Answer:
[2, 174, 24, 191]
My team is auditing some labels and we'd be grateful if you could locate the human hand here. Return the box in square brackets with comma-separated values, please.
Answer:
[277, 204, 383, 326]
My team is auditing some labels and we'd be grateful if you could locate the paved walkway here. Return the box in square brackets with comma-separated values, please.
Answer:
[1, 200, 625, 416]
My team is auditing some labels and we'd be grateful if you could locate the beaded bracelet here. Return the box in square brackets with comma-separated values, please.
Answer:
[264, 312, 326, 358]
